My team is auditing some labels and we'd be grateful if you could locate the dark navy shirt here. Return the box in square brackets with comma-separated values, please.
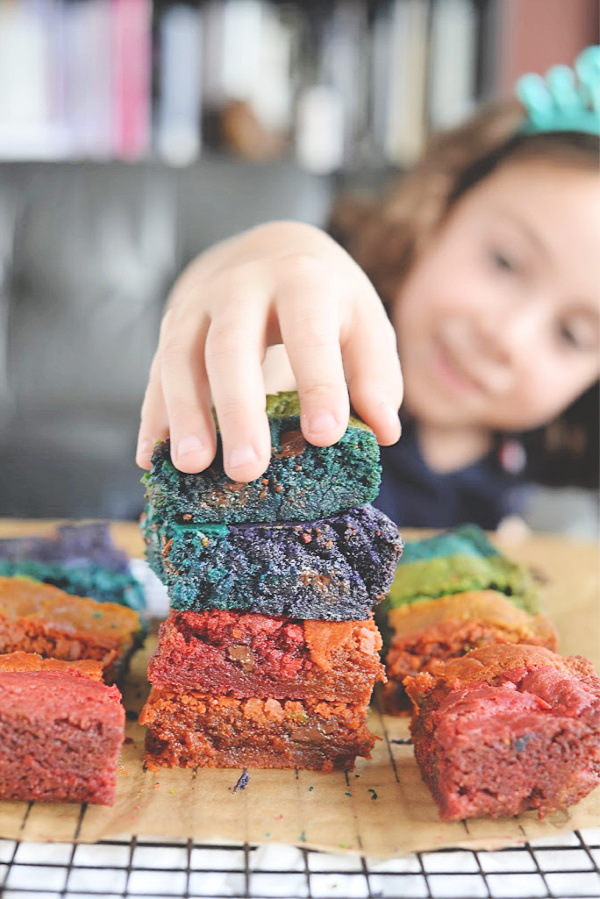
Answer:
[372, 420, 528, 531]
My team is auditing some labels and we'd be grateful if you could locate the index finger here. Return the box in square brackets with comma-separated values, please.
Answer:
[204, 285, 273, 482]
[276, 259, 350, 446]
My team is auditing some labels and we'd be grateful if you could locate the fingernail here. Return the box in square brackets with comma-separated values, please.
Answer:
[308, 411, 337, 436]
[177, 435, 204, 459]
[383, 402, 402, 439]
[384, 403, 401, 433]
[228, 445, 258, 470]
[136, 437, 152, 459]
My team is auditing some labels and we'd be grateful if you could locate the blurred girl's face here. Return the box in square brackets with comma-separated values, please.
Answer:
[394, 159, 600, 433]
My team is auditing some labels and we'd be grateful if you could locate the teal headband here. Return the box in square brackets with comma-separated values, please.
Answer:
[516, 45, 599, 137]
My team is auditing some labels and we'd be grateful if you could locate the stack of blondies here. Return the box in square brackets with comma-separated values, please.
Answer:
[139, 392, 402, 771]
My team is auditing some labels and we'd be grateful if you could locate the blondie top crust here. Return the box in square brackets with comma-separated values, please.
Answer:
[0, 650, 104, 680]
[382, 590, 558, 714]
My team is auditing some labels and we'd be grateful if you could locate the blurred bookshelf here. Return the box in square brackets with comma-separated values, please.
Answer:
[0, 0, 596, 174]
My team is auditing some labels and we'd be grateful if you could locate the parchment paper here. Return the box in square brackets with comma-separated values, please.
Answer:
[0, 521, 598, 857]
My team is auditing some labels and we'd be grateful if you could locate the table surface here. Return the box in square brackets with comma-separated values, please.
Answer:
[0, 519, 598, 899]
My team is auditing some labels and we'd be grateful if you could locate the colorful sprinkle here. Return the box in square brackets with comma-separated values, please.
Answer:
[233, 769, 250, 793]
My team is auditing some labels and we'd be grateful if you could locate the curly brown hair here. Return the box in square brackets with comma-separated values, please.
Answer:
[330, 100, 599, 489]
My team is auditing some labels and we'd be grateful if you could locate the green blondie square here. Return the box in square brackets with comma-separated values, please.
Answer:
[143, 392, 381, 523]
[382, 525, 539, 616]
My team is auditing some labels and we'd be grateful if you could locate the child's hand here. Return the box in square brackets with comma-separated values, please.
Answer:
[136, 221, 403, 482]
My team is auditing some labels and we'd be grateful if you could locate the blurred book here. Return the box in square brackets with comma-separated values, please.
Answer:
[250, 2, 294, 138]
[156, 3, 203, 165]
[428, 0, 478, 131]
[295, 84, 345, 174]
[384, 0, 429, 168]
[0, 0, 69, 159]
[370, 1, 394, 159]
[201, 0, 293, 160]
[62, 0, 113, 158]
[221, 0, 264, 107]
[202, 0, 228, 110]
[111, 0, 152, 159]
[319, 0, 370, 168]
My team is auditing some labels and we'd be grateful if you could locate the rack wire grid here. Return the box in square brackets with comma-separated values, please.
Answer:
[1, 828, 599, 899]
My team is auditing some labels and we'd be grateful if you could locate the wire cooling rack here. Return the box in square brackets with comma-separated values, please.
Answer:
[1, 829, 599, 899]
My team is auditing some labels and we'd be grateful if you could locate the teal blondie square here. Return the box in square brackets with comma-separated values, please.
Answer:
[143, 392, 381, 524]
[0, 523, 145, 612]
[384, 524, 539, 614]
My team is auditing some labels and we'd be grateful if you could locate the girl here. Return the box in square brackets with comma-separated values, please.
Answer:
[136, 48, 599, 531]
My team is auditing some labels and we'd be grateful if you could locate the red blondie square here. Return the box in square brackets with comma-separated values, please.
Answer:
[0, 652, 125, 804]
[148, 609, 385, 703]
[405, 644, 600, 821]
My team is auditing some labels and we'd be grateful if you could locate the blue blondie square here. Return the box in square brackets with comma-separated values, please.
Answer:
[143, 503, 402, 621]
